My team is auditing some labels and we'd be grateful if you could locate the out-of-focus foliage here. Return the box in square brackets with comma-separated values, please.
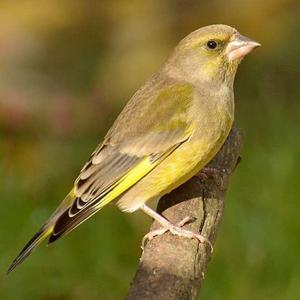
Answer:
[1, 0, 300, 299]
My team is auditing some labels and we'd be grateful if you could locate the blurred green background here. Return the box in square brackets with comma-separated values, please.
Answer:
[1, 0, 299, 299]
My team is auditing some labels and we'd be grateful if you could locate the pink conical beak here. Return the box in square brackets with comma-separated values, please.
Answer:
[226, 33, 261, 61]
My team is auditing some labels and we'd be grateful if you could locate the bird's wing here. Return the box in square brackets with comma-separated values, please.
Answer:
[7, 80, 195, 272]
[49, 80, 195, 241]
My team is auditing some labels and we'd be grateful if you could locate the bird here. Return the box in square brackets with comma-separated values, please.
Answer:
[7, 24, 260, 273]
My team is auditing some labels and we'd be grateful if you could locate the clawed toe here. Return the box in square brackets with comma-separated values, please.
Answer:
[141, 228, 168, 251]
[168, 226, 213, 252]
[176, 216, 196, 227]
[141, 214, 213, 253]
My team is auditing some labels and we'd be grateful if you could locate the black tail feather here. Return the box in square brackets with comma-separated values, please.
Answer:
[7, 225, 52, 274]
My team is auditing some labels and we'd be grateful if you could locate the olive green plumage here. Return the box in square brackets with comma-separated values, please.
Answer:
[8, 24, 260, 273]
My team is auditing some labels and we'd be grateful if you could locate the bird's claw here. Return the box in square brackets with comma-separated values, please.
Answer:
[168, 226, 214, 252]
[141, 215, 213, 254]
[141, 227, 168, 251]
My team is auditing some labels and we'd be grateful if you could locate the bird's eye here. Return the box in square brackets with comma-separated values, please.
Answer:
[206, 40, 218, 50]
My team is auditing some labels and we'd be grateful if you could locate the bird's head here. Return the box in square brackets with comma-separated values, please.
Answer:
[165, 24, 260, 87]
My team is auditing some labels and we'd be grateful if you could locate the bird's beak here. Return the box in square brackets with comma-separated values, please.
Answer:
[226, 33, 261, 61]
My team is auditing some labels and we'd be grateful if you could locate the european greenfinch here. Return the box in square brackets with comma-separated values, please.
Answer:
[8, 24, 260, 273]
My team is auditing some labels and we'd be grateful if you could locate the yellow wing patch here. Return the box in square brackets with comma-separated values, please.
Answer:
[50, 144, 181, 241]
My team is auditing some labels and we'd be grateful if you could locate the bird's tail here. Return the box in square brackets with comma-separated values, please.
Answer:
[7, 190, 76, 274]
[7, 224, 53, 274]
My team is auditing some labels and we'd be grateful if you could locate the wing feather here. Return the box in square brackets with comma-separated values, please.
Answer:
[49, 81, 194, 242]
[50, 143, 183, 241]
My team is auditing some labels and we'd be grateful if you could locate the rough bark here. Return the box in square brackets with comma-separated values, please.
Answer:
[126, 127, 242, 300]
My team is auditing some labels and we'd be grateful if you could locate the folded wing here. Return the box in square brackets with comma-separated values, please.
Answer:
[49, 81, 194, 242]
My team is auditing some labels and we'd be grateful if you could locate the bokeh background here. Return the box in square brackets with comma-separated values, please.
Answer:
[1, 0, 300, 299]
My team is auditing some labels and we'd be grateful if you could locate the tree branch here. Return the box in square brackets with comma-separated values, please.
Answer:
[126, 127, 242, 300]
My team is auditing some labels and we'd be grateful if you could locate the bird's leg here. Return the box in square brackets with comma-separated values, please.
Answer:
[141, 215, 195, 250]
[140, 204, 213, 252]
